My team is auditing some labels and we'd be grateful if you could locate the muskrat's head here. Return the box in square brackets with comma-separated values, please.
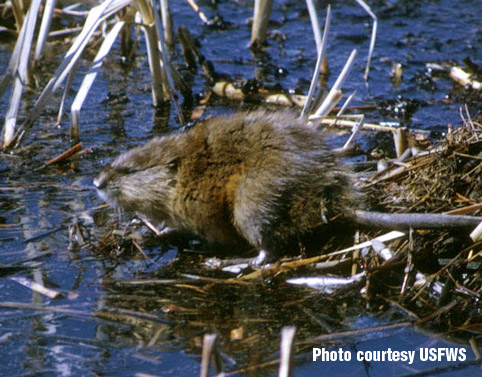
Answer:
[94, 137, 181, 223]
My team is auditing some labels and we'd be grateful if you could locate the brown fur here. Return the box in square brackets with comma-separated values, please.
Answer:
[94, 111, 356, 261]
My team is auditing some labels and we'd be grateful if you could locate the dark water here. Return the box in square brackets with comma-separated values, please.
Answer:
[0, 0, 481, 376]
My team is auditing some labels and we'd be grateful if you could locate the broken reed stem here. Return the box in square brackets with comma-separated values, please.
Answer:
[160, 0, 174, 48]
[10, 0, 26, 32]
[136, 0, 170, 103]
[200, 333, 219, 377]
[305, 0, 322, 54]
[393, 127, 408, 158]
[34, 0, 57, 63]
[342, 114, 364, 150]
[301, 4, 331, 117]
[10, 276, 62, 299]
[279, 326, 296, 377]
[178, 25, 198, 71]
[10, 0, 132, 149]
[1, 0, 41, 149]
[250, 0, 273, 47]
[330, 89, 356, 127]
[450, 66, 482, 90]
[178, 25, 217, 85]
[354, 0, 377, 81]
[149, 0, 186, 125]
[57, 61, 78, 128]
[70, 21, 126, 138]
[311, 49, 358, 119]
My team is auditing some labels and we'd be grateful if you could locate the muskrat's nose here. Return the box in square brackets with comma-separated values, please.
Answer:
[93, 177, 102, 188]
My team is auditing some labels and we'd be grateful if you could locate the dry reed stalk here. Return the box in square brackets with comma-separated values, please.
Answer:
[149, 0, 186, 125]
[135, 0, 170, 102]
[57, 61, 79, 128]
[10, 0, 26, 32]
[34, 0, 57, 64]
[278, 326, 296, 377]
[70, 21, 126, 136]
[301, 4, 331, 117]
[354, 0, 377, 81]
[310, 49, 358, 120]
[200, 334, 218, 377]
[305, 0, 321, 53]
[250, 0, 273, 48]
[450, 66, 482, 90]
[328, 90, 356, 128]
[342, 114, 364, 150]
[186, 0, 208, 24]
[8, 0, 132, 149]
[1, 0, 41, 149]
[160, 0, 173, 48]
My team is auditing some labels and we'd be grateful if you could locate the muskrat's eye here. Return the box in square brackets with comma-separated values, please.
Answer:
[167, 157, 180, 173]
[115, 166, 134, 175]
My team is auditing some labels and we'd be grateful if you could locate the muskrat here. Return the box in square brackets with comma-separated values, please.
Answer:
[94, 110, 482, 263]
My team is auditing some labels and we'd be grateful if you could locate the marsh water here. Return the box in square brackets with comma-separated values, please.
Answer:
[0, 0, 481, 376]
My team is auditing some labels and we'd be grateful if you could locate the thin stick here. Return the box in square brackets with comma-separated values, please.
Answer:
[12, 0, 132, 148]
[45, 142, 82, 166]
[34, 0, 57, 63]
[354, 0, 377, 81]
[149, 0, 186, 125]
[186, 0, 208, 24]
[355, 210, 482, 230]
[10, 276, 62, 299]
[301, 5, 331, 117]
[305, 0, 321, 54]
[329, 89, 356, 127]
[1, 0, 41, 149]
[311, 49, 358, 119]
[136, 0, 169, 102]
[70, 21, 125, 134]
[160, 0, 174, 47]
[56, 60, 79, 128]
[342, 114, 364, 150]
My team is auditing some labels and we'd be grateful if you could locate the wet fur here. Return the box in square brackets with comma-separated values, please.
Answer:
[95, 111, 356, 261]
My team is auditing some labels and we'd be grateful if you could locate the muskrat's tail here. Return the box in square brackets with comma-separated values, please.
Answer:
[354, 210, 482, 230]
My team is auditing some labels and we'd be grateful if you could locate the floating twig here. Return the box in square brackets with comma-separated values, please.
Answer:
[10, 276, 63, 299]
[45, 142, 82, 166]
[186, 0, 208, 24]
